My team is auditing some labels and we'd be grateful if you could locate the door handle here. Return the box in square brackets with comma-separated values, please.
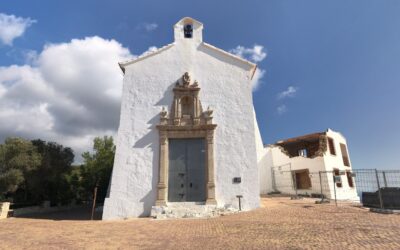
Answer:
[190, 183, 193, 188]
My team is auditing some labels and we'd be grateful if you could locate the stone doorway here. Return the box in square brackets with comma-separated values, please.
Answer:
[155, 72, 217, 206]
[168, 138, 206, 202]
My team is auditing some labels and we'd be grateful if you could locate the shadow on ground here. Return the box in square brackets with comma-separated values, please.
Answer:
[15, 205, 102, 221]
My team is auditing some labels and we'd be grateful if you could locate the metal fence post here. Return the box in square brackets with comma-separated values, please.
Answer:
[91, 184, 98, 220]
[375, 169, 384, 209]
[332, 171, 337, 207]
[271, 167, 276, 192]
[319, 171, 324, 201]
[289, 164, 298, 198]
[383, 171, 388, 188]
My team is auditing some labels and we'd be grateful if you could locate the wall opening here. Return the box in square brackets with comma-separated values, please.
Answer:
[346, 171, 354, 187]
[340, 143, 350, 166]
[298, 149, 308, 157]
[275, 132, 327, 159]
[293, 169, 312, 189]
[328, 137, 336, 155]
[184, 23, 193, 38]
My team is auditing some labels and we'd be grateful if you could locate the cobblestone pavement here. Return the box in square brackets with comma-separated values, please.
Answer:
[1, 197, 400, 249]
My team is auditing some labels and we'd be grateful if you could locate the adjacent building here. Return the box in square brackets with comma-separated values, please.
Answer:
[259, 129, 359, 201]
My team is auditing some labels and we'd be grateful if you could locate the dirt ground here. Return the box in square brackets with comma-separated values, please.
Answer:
[1, 197, 399, 249]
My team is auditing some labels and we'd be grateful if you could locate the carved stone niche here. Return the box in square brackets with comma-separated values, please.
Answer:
[155, 72, 217, 206]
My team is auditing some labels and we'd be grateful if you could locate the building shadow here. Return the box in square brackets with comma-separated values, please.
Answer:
[14, 205, 102, 221]
[133, 78, 177, 217]
[132, 113, 160, 217]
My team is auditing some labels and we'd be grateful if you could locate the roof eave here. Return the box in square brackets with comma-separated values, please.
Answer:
[201, 42, 257, 78]
[119, 62, 125, 74]
[118, 43, 175, 74]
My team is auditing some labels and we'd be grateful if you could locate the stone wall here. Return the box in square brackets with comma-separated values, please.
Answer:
[0, 202, 10, 219]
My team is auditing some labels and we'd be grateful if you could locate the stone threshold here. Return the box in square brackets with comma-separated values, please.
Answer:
[151, 203, 238, 219]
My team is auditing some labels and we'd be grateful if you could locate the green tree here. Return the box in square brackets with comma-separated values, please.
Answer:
[80, 136, 115, 203]
[28, 140, 75, 205]
[0, 138, 41, 200]
[65, 165, 85, 203]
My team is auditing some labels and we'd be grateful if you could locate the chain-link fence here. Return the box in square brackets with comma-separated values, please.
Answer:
[271, 165, 400, 209]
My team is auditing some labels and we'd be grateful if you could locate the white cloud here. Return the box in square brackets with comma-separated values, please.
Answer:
[252, 68, 266, 91]
[22, 49, 38, 64]
[0, 37, 157, 162]
[230, 44, 267, 90]
[144, 23, 158, 31]
[136, 22, 158, 32]
[139, 46, 158, 56]
[0, 13, 36, 45]
[230, 44, 267, 63]
[277, 105, 288, 115]
[277, 86, 298, 99]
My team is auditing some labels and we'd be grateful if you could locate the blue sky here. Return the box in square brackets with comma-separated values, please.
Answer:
[1, 0, 400, 169]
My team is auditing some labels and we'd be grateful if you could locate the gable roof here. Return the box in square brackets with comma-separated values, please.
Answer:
[118, 42, 257, 78]
[118, 17, 257, 79]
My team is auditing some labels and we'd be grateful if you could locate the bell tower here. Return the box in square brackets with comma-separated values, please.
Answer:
[174, 17, 203, 44]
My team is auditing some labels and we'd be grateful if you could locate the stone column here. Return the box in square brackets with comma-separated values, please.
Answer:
[173, 97, 180, 125]
[156, 131, 168, 206]
[206, 130, 217, 205]
[193, 96, 200, 125]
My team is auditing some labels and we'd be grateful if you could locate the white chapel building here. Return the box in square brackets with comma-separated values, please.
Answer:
[103, 17, 265, 219]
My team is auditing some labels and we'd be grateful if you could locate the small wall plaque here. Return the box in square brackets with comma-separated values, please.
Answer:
[233, 177, 241, 184]
[333, 176, 342, 183]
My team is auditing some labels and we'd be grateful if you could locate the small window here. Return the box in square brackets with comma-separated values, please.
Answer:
[346, 171, 354, 187]
[328, 137, 336, 155]
[184, 24, 193, 38]
[340, 143, 350, 166]
[333, 168, 342, 188]
[298, 149, 308, 157]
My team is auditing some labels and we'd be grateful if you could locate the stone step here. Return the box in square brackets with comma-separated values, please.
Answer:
[151, 204, 238, 219]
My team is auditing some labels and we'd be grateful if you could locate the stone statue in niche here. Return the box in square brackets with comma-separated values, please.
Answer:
[182, 72, 191, 87]
[205, 106, 213, 117]
[160, 107, 168, 118]
[160, 107, 168, 125]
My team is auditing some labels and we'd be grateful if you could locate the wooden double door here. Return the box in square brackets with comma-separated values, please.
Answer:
[168, 138, 206, 202]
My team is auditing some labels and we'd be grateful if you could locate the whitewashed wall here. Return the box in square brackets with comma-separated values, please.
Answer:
[259, 147, 273, 195]
[103, 18, 260, 219]
[323, 129, 359, 201]
[254, 111, 273, 195]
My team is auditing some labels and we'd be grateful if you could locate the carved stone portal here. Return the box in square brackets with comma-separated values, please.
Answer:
[156, 72, 217, 206]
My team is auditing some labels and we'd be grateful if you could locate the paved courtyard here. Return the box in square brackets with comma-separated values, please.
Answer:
[1, 197, 399, 249]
